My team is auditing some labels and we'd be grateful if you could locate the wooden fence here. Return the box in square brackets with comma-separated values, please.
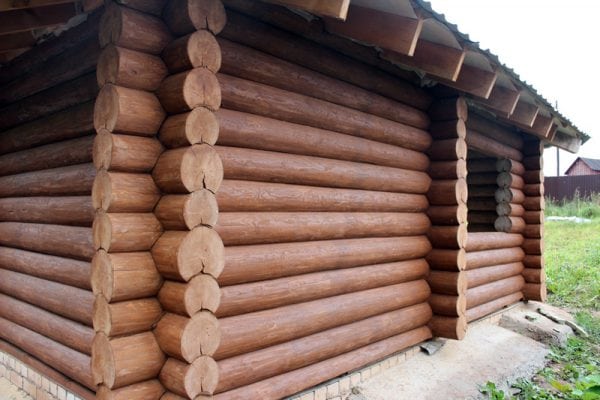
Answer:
[545, 175, 600, 201]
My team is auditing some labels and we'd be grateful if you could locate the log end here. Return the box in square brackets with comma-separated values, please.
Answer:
[188, 107, 219, 146]
[186, 274, 221, 314]
[93, 295, 113, 336]
[93, 212, 112, 251]
[183, 68, 221, 111]
[181, 144, 223, 193]
[99, 5, 122, 49]
[92, 170, 112, 211]
[188, 30, 222, 73]
[184, 190, 219, 229]
[429, 315, 467, 340]
[188, 0, 227, 35]
[179, 227, 224, 280]
[181, 311, 220, 360]
[93, 129, 114, 171]
[94, 85, 120, 132]
[186, 356, 219, 397]
[97, 45, 120, 88]
[92, 332, 116, 388]
[91, 250, 114, 300]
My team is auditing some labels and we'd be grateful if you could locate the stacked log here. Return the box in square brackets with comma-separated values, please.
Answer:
[0, 9, 101, 393]
[92, 2, 172, 399]
[150, 1, 226, 398]
[466, 156, 498, 232]
[494, 158, 526, 234]
[210, 16, 433, 399]
[425, 97, 468, 340]
[520, 140, 547, 301]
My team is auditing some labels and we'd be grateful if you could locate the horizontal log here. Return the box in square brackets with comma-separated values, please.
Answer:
[427, 225, 467, 249]
[0, 246, 90, 289]
[159, 356, 218, 399]
[163, 30, 221, 74]
[467, 197, 497, 212]
[522, 268, 545, 284]
[0, 73, 98, 131]
[429, 294, 466, 317]
[0, 136, 93, 177]
[221, 11, 432, 110]
[429, 119, 466, 140]
[0, 196, 94, 226]
[496, 172, 524, 190]
[427, 179, 467, 205]
[467, 224, 495, 233]
[466, 129, 523, 161]
[465, 247, 525, 270]
[96, 379, 165, 400]
[494, 216, 526, 234]
[92, 250, 162, 302]
[154, 191, 218, 230]
[159, 108, 219, 148]
[469, 185, 497, 198]
[427, 270, 467, 295]
[428, 315, 466, 340]
[218, 145, 431, 194]
[522, 140, 543, 156]
[93, 212, 162, 252]
[218, 180, 428, 213]
[495, 187, 525, 204]
[522, 155, 543, 170]
[159, 274, 221, 316]
[496, 158, 525, 175]
[496, 203, 525, 217]
[466, 262, 524, 288]
[0, 222, 94, 260]
[152, 227, 224, 281]
[523, 196, 544, 211]
[523, 211, 544, 224]
[429, 160, 467, 180]
[93, 171, 160, 213]
[157, 68, 221, 113]
[467, 172, 498, 186]
[153, 144, 223, 194]
[426, 248, 466, 272]
[428, 97, 468, 121]
[94, 84, 166, 136]
[523, 224, 543, 238]
[217, 108, 429, 171]
[467, 158, 497, 173]
[0, 293, 93, 355]
[97, 45, 167, 91]
[467, 114, 524, 150]
[468, 211, 497, 225]
[0, 269, 93, 325]
[220, 236, 431, 286]
[523, 239, 544, 255]
[99, 4, 172, 54]
[465, 291, 523, 322]
[216, 280, 430, 360]
[162, 0, 226, 35]
[0, 317, 93, 390]
[427, 204, 467, 225]
[523, 283, 547, 301]
[219, 74, 432, 152]
[92, 332, 166, 389]
[154, 312, 220, 362]
[218, 259, 428, 318]
[214, 327, 430, 399]
[0, 102, 94, 156]
[218, 38, 429, 130]
[466, 275, 525, 309]
[523, 255, 544, 269]
[94, 131, 164, 173]
[0, 163, 95, 198]
[428, 138, 467, 161]
[94, 296, 162, 336]
[523, 170, 543, 184]
[217, 303, 432, 393]
[114, 0, 166, 15]
[523, 183, 543, 197]
[216, 212, 430, 246]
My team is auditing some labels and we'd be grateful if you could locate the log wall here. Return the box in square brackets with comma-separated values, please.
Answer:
[210, 7, 434, 399]
[0, 9, 101, 396]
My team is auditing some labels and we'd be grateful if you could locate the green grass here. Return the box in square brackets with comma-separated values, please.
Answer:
[545, 193, 600, 220]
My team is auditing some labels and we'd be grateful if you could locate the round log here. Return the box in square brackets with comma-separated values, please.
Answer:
[162, 0, 226, 35]
[523, 254, 543, 269]
[427, 225, 467, 249]
[159, 108, 219, 148]
[427, 204, 468, 225]
[92, 332, 166, 389]
[468, 211, 497, 225]
[428, 315, 466, 340]
[97, 45, 167, 91]
[465, 232, 524, 252]
[159, 274, 221, 316]
[523, 196, 544, 211]
[522, 140, 543, 156]
[99, 4, 172, 54]
[163, 31, 221, 74]
[523, 211, 544, 224]
[153, 144, 223, 193]
[92, 250, 162, 302]
[466, 128, 523, 161]
[523, 224, 543, 239]
[467, 197, 497, 212]
[159, 356, 218, 398]
[523, 170, 543, 184]
[219, 180, 428, 213]
[496, 158, 525, 175]
[469, 185, 497, 198]
[114, 0, 166, 15]
[522, 238, 544, 255]
[152, 227, 224, 281]
[94, 296, 162, 336]
[93, 170, 161, 213]
[497, 172, 524, 190]
[465, 291, 523, 322]
[428, 159, 467, 180]
[427, 138, 467, 161]
[523, 183, 543, 197]
[466, 262, 524, 289]
[522, 155, 543, 170]
[465, 247, 525, 270]
[94, 130, 163, 172]
[94, 84, 165, 136]
[429, 119, 466, 139]
[93, 212, 163, 252]
[467, 158, 497, 173]
[427, 179, 467, 205]
[429, 294, 466, 317]
[97, 379, 165, 400]
[154, 191, 219, 230]
[428, 97, 468, 121]
[157, 68, 221, 114]
[467, 114, 524, 150]
[522, 268, 545, 284]
[0, 196, 94, 227]
[218, 259, 428, 318]
[496, 202, 525, 217]
[427, 270, 467, 295]
[523, 283, 547, 301]
[154, 312, 220, 362]
[216, 280, 430, 360]
[425, 248, 466, 271]
[494, 216, 526, 233]
[467, 172, 498, 186]
[220, 236, 431, 286]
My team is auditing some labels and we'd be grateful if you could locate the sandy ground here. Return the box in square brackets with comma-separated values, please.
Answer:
[0, 377, 32, 400]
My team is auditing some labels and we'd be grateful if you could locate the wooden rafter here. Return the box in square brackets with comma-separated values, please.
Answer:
[261, 0, 350, 19]
[324, 5, 423, 56]
[0, 2, 76, 35]
[509, 99, 539, 127]
[478, 84, 520, 116]
[436, 63, 498, 99]
[530, 114, 554, 138]
[0, 0, 75, 11]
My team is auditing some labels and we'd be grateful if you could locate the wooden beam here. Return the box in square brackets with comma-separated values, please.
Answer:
[436, 64, 498, 99]
[0, 47, 29, 63]
[324, 5, 422, 56]
[530, 114, 554, 138]
[0, 3, 77, 35]
[549, 130, 581, 153]
[0, 0, 75, 11]
[261, 0, 350, 19]
[383, 39, 465, 81]
[477, 84, 520, 116]
[0, 31, 36, 51]
[509, 99, 539, 127]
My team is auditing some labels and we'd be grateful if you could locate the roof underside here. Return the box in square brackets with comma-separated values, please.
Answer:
[0, 0, 588, 153]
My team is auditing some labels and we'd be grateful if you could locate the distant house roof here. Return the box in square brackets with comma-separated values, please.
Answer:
[565, 157, 600, 174]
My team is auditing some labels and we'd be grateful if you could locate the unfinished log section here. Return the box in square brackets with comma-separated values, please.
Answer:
[465, 247, 525, 270]
[466, 275, 525, 309]
[466, 292, 523, 322]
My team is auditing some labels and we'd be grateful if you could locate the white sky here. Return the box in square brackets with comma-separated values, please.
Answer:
[427, 0, 600, 176]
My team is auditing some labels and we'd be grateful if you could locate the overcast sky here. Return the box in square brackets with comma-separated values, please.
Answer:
[427, 0, 599, 176]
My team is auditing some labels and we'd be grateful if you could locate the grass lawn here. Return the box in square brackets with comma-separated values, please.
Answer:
[482, 197, 600, 400]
